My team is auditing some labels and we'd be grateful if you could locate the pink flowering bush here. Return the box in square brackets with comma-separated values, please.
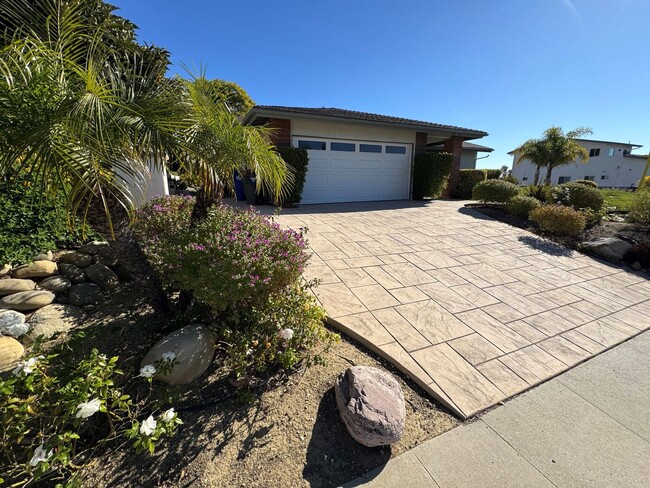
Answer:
[133, 196, 337, 378]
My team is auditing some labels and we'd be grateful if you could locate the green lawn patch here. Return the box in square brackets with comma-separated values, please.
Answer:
[600, 189, 636, 212]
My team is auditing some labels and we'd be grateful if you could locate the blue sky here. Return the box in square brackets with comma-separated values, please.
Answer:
[112, 0, 649, 168]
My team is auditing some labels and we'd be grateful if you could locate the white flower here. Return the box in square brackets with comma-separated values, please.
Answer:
[12, 356, 44, 377]
[278, 328, 294, 341]
[139, 364, 156, 378]
[161, 351, 176, 362]
[98, 354, 107, 361]
[29, 444, 53, 466]
[76, 398, 102, 419]
[140, 415, 157, 436]
[160, 407, 175, 423]
[246, 349, 253, 357]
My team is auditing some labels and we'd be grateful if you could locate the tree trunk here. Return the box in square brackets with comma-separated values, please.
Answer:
[544, 165, 554, 186]
[533, 166, 541, 186]
[191, 183, 222, 222]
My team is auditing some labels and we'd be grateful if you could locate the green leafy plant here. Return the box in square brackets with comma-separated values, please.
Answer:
[628, 189, 650, 225]
[522, 185, 548, 201]
[472, 179, 519, 203]
[412, 153, 453, 200]
[484, 169, 501, 180]
[530, 205, 586, 237]
[638, 176, 650, 190]
[455, 169, 486, 199]
[548, 182, 605, 212]
[276, 146, 309, 206]
[503, 174, 519, 185]
[506, 195, 542, 218]
[0, 347, 180, 486]
[573, 179, 598, 188]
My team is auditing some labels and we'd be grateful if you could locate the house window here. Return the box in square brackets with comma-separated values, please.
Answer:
[331, 142, 355, 152]
[558, 176, 571, 184]
[589, 148, 600, 157]
[600, 175, 610, 180]
[298, 140, 326, 150]
[385, 145, 407, 154]
[608, 148, 616, 156]
[360, 144, 382, 153]
[522, 176, 528, 181]
[584, 176, 595, 181]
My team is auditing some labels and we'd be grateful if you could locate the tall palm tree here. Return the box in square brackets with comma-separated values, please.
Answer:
[513, 126, 591, 185]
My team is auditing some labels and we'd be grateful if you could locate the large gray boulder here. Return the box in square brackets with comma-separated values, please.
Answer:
[141, 325, 214, 385]
[0, 336, 24, 373]
[78, 241, 110, 255]
[68, 283, 103, 307]
[0, 278, 36, 296]
[334, 366, 406, 447]
[0, 310, 29, 337]
[58, 263, 85, 284]
[12, 260, 57, 279]
[59, 251, 93, 268]
[584, 237, 633, 260]
[38, 276, 72, 293]
[85, 264, 119, 291]
[0, 290, 55, 311]
[26, 304, 85, 341]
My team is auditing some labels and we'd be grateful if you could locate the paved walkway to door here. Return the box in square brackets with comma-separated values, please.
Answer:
[274, 200, 650, 418]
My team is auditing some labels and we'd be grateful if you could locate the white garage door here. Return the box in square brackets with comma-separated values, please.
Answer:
[294, 137, 411, 204]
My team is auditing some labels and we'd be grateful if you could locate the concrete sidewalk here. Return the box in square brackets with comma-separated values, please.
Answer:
[346, 331, 650, 488]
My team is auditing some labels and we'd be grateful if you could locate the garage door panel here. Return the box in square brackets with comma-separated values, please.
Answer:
[295, 137, 411, 204]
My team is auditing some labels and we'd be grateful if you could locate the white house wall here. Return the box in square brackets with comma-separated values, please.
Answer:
[460, 150, 478, 169]
[511, 140, 646, 188]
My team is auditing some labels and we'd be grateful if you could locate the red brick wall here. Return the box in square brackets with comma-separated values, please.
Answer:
[267, 118, 291, 147]
[415, 132, 428, 155]
[442, 136, 464, 198]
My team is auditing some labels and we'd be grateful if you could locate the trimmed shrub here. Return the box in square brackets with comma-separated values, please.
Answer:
[530, 205, 586, 237]
[455, 169, 487, 199]
[638, 176, 650, 190]
[0, 175, 98, 265]
[506, 195, 542, 218]
[472, 179, 519, 203]
[523, 185, 548, 201]
[548, 182, 605, 211]
[412, 152, 453, 199]
[573, 179, 598, 188]
[485, 169, 501, 180]
[276, 146, 309, 205]
[503, 174, 520, 185]
[629, 189, 650, 225]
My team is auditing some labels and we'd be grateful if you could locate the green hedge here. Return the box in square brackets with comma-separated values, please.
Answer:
[485, 169, 502, 180]
[455, 169, 487, 199]
[276, 146, 309, 205]
[472, 179, 520, 203]
[412, 153, 453, 200]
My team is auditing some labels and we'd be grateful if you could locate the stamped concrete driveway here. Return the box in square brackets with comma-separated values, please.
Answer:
[274, 200, 650, 419]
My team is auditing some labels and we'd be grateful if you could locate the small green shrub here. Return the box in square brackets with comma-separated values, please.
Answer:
[0, 176, 98, 265]
[573, 179, 598, 188]
[485, 169, 501, 180]
[455, 169, 486, 199]
[503, 174, 520, 185]
[523, 185, 548, 201]
[629, 189, 650, 225]
[0, 346, 180, 486]
[276, 146, 309, 205]
[472, 179, 519, 203]
[549, 182, 605, 211]
[412, 153, 453, 199]
[638, 176, 650, 190]
[506, 195, 542, 218]
[530, 205, 586, 237]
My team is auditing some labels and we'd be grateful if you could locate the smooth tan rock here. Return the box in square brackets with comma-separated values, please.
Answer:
[0, 336, 24, 373]
[12, 260, 58, 279]
[141, 325, 214, 385]
[0, 278, 36, 296]
[85, 264, 119, 291]
[0, 290, 55, 311]
[58, 263, 85, 284]
[334, 366, 405, 447]
[26, 304, 85, 340]
[78, 241, 109, 256]
[32, 250, 54, 261]
[38, 276, 72, 293]
[58, 252, 93, 268]
[0, 264, 11, 278]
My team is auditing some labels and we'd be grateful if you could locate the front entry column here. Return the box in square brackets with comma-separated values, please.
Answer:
[442, 135, 463, 197]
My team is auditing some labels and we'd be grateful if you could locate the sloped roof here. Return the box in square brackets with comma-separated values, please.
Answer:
[243, 106, 488, 138]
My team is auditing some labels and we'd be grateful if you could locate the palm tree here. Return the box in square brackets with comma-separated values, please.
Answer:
[513, 126, 591, 185]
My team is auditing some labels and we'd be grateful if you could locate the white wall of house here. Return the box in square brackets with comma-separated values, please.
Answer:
[460, 149, 478, 169]
[511, 140, 646, 187]
[290, 119, 417, 145]
[117, 159, 169, 208]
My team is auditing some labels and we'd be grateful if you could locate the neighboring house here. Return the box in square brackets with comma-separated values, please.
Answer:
[243, 106, 488, 204]
[510, 138, 647, 187]
[428, 141, 494, 169]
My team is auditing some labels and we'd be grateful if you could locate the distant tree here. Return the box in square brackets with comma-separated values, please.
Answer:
[513, 126, 592, 185]
[205, 79, 255, 117]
